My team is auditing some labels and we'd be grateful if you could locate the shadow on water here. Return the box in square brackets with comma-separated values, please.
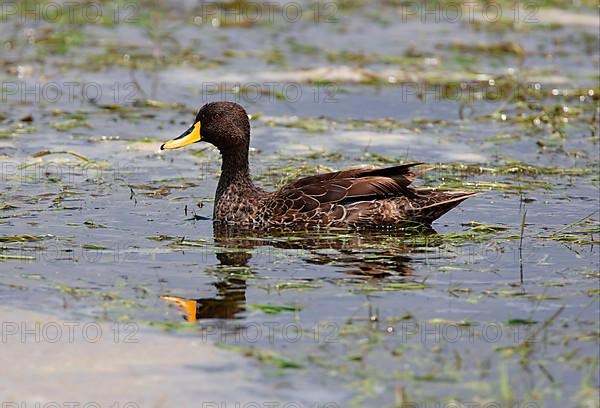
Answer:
[163, 224, 437, 322]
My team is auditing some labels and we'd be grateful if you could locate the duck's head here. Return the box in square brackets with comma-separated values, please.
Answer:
[161, 102, 250, 152]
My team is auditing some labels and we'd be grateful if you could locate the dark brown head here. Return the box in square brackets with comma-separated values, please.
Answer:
[161, 102, 250, 153]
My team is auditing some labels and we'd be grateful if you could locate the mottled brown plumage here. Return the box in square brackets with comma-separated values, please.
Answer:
[162, 102, 477, 229]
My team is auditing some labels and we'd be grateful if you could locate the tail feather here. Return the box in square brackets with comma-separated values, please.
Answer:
[408, 191, 478, 223]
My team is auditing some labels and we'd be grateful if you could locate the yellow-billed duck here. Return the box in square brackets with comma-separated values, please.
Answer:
[161, 102, 476, 228]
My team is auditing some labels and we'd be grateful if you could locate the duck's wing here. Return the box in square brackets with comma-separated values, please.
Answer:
[284, 163, 424, 189]
[270, 163, 424, 214]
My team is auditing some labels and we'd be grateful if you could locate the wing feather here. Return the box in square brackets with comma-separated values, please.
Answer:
[271, 164, 425, 222]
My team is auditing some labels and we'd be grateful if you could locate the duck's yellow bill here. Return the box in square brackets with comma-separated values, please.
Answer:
[160, 121, 201, 150]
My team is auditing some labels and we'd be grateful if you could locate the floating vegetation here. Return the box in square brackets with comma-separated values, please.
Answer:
[129, 182, 198, 198]
[0, 123, 37, 138]
[326, 50, 425, 66]
[248, 304, 302, 314]
[462, 221, 509, 233]
[538, 211, 600, 245]
[133, 99, 185, 109]
[356, 281, 428, 292]
[0, 254, 36, 261]
[216, 344, 303, 369]
[506, 318, 538, 325]
[0, 234, 53, 243]
[446, 41, 525, 58]
[265, 281, 322, 292]
[435, 161, 597, 177]
[50, 118, 90, 131]
[147, 235, 175, 242]
[169, 238, 207, 248]
[56, 284, 93, 298]
[155, 320, 201, 332]
[0, 204, 18, 211]
[36, 29, 85, 55]
[263, 116, 331, 132]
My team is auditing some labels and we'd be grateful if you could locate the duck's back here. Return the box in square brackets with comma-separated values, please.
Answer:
[262, 163, 476, 229]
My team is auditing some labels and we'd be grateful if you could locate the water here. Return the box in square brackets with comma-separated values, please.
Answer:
[0, 1, 598, 407]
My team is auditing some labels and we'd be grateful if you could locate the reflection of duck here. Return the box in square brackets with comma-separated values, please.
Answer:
[161, 245, 249, 322]
[161, 276, 245, 322]
[162, 226, 435, 322]
[161, 102, 476, 228]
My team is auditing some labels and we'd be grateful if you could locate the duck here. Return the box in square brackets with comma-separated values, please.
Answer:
[161, 102, 476, 229]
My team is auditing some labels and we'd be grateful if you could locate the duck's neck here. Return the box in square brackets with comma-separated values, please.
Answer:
[215, 145, 255, 206]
